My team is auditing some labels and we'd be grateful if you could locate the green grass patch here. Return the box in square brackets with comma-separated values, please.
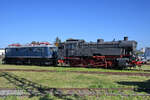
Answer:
[0, 71, 150, 100]
[0, 71, 149, 89]
[0, 63, 150, 73]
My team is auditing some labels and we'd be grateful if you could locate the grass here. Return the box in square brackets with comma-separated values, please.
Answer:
[0, 71, 150, 89]
[0, 62, 150, 100]
[0, 76, 16, 88]
[0, 63, 150, 74]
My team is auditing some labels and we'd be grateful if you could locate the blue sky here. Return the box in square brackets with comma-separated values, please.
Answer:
[0, 0, 150, 49]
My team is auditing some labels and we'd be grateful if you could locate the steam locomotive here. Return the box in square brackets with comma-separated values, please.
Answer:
[3, 37, 142, 69]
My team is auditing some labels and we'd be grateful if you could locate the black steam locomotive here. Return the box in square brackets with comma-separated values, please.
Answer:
[3, 37, 141, 69]
[58, 37, 140, 68]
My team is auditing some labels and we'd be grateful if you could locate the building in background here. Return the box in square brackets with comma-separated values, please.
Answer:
[140, 48, 145, 53]
[144, 47, 150, 61]
[0, 48, 5, 56]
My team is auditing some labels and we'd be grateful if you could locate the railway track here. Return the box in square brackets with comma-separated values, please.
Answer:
[0, 69, 150, 76]
[0, 88, 150, 97]
[145, 63, 150, 65]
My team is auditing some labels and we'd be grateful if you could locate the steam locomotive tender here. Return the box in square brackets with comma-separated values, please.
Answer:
[58, 37, 138, 69]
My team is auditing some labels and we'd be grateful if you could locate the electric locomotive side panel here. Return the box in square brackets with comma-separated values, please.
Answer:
[3, 45, 57, 65]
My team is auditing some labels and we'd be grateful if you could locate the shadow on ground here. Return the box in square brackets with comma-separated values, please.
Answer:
[0, 72, 81, 100]
[117, 80, 150, 94]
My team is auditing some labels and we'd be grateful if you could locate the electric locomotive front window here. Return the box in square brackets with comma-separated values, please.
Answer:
[5, 48, 11, 53]
[49, 47, 57, 53]
[53, 47, 57, 52]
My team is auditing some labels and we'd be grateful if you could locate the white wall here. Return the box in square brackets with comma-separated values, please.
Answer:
[0, 49, 5, 55]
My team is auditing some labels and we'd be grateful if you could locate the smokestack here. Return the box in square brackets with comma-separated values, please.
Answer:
[124, 37, 128, 41]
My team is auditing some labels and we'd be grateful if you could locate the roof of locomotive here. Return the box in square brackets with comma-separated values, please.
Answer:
[6, 45, 56, 48]
[62, 38, 137, 45]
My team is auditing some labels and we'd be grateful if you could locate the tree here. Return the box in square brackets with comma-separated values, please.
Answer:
[31, 41, 40, 45]
[54, 37, 61, 46]
[55, 37, 61, 43]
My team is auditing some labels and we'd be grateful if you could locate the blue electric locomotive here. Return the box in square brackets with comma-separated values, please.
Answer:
[3, 44, 57, 65]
